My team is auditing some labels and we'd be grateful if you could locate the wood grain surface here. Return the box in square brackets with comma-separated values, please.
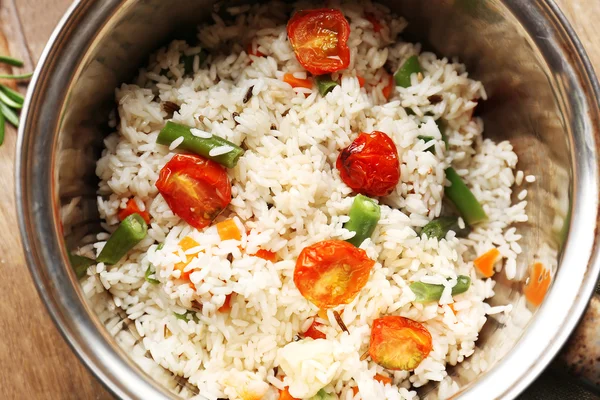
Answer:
[0, 0, 598, 399]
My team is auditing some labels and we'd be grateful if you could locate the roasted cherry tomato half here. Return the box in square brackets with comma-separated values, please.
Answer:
[294, 239, 375, 309]
[336, 131, 400, 197]
[156, 153, 231, 230]
[369, 316, 432, 371]
[287, 8, 351, 75]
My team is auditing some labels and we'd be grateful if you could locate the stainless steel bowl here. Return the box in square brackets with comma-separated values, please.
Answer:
[16, 0, 600, 399]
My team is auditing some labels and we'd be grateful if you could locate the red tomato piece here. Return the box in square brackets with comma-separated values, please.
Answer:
[303, 319, 327, 340]
[381, 75, 395, 99]
[357, 75, 366, 88]
[247, 43, 265, 58]
[294, 240, 374, 309]
[365, 13, 383, 33]
[336, 131, 400, 197]
[287, 9, 351, 75]
[118, 198, 151, 224]
[156, 154, 231, 230]
[369, 316, 432, 371]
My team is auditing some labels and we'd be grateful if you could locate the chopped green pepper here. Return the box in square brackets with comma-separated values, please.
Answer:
[394, 55, 422, 88]
[344, 194, 381, 247]
[174, 311, 198, 322]
[435, 118, 449, 150]
[417, 135, 435, 153]
[422, 216, 470, 239]
[180, 51, 206, 75]
[309, 389, 337, 400]
[157, 121, 244, 168]
[97, 213, 148, 265]
[410, 275, 471, 302]
[316, 75, 339, 96]
[444, 167, 488, 225]
[145, 265, 160, 284]
[69, 253, 95, 279]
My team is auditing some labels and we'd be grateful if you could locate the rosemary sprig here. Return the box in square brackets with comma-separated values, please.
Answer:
[0, 54, 32, 146]
[0, 55, 24, 67]
[0, 72, 33, 80]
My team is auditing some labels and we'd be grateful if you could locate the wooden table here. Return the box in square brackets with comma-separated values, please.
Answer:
[0, 0, 598, 399]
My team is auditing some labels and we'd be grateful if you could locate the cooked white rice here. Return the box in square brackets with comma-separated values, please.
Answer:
[78, 1, 534, 399]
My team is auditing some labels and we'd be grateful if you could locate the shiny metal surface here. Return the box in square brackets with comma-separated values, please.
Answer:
[15, 0, 600, 399]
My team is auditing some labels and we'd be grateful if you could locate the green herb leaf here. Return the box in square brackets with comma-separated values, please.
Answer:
[0, 111, 5, 146]
[0, 90, 22, 109]
[0, 55, 24, 67]
[157, 242, 165, 250]
[0, 72, 33, 80]
[0, 85, 24, 105]
[0, 102, 19, 127]
[144, 265, 160, 284]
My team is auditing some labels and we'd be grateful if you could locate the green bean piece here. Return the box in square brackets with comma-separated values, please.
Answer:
[97, 213, 148, 265]
[0, 90, 22, 109]
[316, 75, 339, 96]
[0, 111, 4, 146]
[0, 103, 19, 127]
[417, 135, 435, 153]
[68, 253, 95, 279]
[394, 55, 422, 88]
[444, 167, 487, 225]
[0, 55, 24, 67]
[0, 72, 33, 80]
[435, 119, 449, 150]
[410, 275, 471, 302]
[0, 84, 24, 104]
[180, 51, 206, 75]
[422, 216, 470, 239]
[145, 265, 160, 284]
[157, 121, 244, 168]
[344, 194, 381, 247]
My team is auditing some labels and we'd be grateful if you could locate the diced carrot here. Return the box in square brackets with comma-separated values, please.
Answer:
[357, 75, 366, 88]
[216, 219, 242, 241]
[174, 236, 200, 280]
[303, 320, 327, 340]
[219, 294, 233, 312]
[247, 43, 265, 58]
[374, 373, 393, 386]
[448, 303, 457, 315]
[473, 247, 501, 278]
[283, 73, 313, 89]
[381, 75, 394, 99]
[279, 387, 299, 400]
[352, 386, 359, 396]
[118, 198, 151, 224]
[524, 262, 552, 306]
[254, 249, 277, 262]
[365, 13, 383, 33]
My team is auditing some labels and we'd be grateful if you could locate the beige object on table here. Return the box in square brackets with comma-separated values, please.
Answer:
[0, 0, 598, 399]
